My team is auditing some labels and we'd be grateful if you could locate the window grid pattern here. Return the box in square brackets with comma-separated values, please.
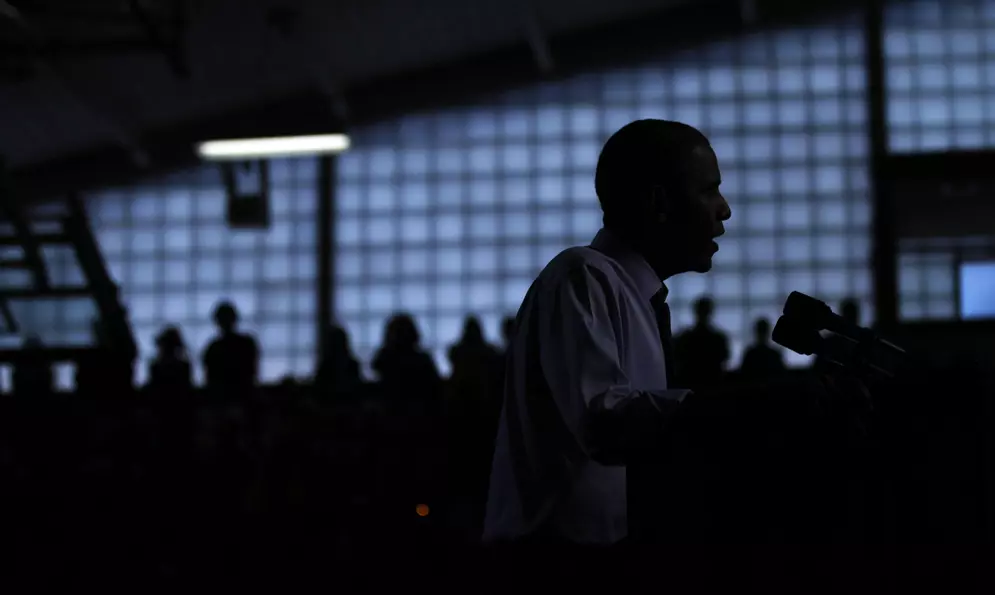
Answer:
[898, 249, 958, 319]
[14, 158, 319, 389]
[885, 0, 995, 318]
[335, 16, 872, 372]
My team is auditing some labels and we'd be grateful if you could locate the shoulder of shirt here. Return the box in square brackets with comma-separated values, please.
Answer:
[536, 245, 626, 291]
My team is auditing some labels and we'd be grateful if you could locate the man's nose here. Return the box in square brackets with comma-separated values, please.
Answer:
[718, 196, 732, 221]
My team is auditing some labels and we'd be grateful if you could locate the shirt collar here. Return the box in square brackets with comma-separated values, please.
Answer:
[589, 227, 667, 302]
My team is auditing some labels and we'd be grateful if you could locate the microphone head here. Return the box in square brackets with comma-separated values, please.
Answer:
[783, 292, 833, 327]
[772, 314, 823, 356]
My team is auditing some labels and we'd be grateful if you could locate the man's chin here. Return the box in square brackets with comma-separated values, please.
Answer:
[690, 256, 713, 273]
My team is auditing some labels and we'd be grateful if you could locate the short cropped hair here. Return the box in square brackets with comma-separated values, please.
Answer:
[595, 119, 709, 219]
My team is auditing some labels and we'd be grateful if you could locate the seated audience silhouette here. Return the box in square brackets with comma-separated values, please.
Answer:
[315, 325, 362, 398]
[447, 316, 503, 398]
[674, 296, 730, 390]
[13, 335, 53, 396]
[75, 317, 133, 395]
[203, 302, 260, 398]
[739, 317, 785, 379]
[148, 326, 193, 394]
[371, 313, 440, 406]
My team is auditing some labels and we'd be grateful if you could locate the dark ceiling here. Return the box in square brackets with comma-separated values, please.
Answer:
[1, 0, 867, 201]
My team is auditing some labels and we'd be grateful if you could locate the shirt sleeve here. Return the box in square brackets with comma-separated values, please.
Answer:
[537, 262, 691, 466]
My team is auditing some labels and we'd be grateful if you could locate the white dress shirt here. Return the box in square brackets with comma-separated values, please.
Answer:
[482, 228, 691, 545]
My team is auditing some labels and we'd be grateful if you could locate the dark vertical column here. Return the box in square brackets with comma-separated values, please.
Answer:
[317, 155, 336, 363]
[865, 0, 897, 330]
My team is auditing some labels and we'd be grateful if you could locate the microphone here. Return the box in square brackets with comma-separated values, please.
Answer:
[772, 292, 906, 379]
[782, 292, 863, 342]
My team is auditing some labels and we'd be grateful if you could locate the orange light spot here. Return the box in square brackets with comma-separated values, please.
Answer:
[415, 504, 430, 517]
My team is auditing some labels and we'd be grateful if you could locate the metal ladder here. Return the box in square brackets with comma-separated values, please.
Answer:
[0, 169, 137, 373]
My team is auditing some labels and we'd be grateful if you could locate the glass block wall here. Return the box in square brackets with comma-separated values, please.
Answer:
[10, 158, 320, 389]
[885, 0, 995, 319]
[335, 14, 872, 372]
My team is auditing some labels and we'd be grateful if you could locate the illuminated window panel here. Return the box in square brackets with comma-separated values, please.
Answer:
[961, 261, 995, 318]
[885, 0, 995, 153]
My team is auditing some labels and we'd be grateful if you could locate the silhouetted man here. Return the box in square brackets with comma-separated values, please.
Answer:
[483, 120, 731, 546]
[740, 317, 785, 380]
[314, 325, 362, 398]
[448, 316, 503, 400]
[840, 298, 860, 327]
[673, 296, 730, 390]
[203, 301, 259, 399]
[447, 316, 505, 537]
[12, 335, 53, 396]
[148, 327, 195, 466]
[371, 313, 440, 407]
[148, 326, 193, 394]
[76, 317, 133, 395]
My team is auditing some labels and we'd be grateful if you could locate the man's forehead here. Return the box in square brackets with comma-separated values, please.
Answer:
[681, 144, 720, 179]
[690, 144, 718, 165]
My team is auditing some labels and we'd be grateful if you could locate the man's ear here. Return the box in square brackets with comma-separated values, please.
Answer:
[650, 185, 670, 223]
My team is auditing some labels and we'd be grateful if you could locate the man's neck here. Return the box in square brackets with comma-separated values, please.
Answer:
[604, 224, 681, 281]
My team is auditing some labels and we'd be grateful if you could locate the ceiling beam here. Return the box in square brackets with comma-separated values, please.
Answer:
[128, 0, 190, 80]
[3, 5, 152, 170]
[342, 0, 865, 124]
[10, 0, 866, 202]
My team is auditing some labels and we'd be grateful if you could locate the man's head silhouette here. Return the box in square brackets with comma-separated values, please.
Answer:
[156, 326, 185, 356]
[693, 296, 714, 326]
[753, 317, 771, 343]
[596, 119, 731, 278]
[325, 325, 351, 355]
[213, 301, 239, 334]
[461, 316, 484, 345]
[384, 313, 419, 349]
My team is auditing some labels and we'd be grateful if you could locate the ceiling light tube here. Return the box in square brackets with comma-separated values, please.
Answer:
[196, 133, 351, 161]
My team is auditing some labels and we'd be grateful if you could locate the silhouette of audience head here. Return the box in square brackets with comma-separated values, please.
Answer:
[753, 317, 771, 344]
[155, 326, 186, 359]
[840, 298, 860, 327]
[325, 325, 352, 355]
[461, 316, 484, 345]
[384, 314, 420, 350]
[23, 334, 43, 350]
[693, 297, 714, 326]
[213, 301, 240, 334]
[501, 316, 516, 346]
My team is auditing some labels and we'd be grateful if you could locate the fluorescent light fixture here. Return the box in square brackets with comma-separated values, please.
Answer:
[196, 133, 350, 161]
